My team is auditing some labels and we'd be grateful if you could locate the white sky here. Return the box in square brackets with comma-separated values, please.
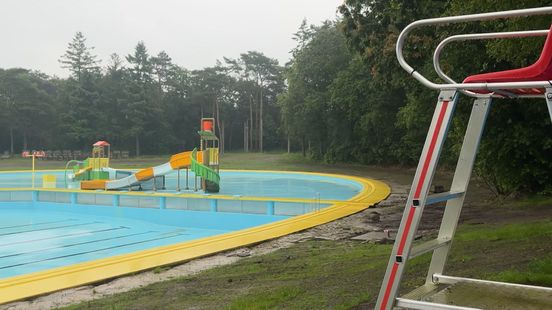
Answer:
[0, 0, 343, 77]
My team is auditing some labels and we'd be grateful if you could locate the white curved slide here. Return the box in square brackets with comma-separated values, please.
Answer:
[80, 151, 199, 190]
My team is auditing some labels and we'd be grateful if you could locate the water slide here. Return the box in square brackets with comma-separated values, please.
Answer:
[191, 148, 220, 192]
[73, 166, 92, 179]
[80, 149, 218, 191]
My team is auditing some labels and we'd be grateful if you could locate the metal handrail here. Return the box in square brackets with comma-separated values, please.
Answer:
[433, 29, 550, 98]
[64, 159, 83, 188]
[396, 6, 552, 91]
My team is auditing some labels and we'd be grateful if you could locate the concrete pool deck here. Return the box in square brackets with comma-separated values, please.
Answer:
[0, 170, 390, 304]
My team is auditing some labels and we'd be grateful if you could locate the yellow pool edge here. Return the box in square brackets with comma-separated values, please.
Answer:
[0, 171, 390, 304]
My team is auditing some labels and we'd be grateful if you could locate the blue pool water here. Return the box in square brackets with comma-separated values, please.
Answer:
[0, 202, 286, 279]
[0, 170, 363, 280]
[0, 170, 363, 200]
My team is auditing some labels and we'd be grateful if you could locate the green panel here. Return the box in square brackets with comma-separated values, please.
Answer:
[74, 171, 90, 181]
[197, 130, 219, 141]
[89, 171, 110, 180]
[191, 148, 220, 193]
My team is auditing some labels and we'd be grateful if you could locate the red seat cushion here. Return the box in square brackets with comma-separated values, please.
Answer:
[463, 24, 552, 95]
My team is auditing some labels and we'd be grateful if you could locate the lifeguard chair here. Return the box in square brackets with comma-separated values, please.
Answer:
[376, 7, 552, 310]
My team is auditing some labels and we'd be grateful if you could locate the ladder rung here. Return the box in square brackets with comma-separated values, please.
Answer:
[433, 274, 552, 293]
[426, 191, 463, 205]
[396, 298, 482, 310]
[410, 238, 451, 259]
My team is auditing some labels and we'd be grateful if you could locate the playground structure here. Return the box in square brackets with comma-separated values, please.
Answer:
[66, 140, 111, 184]
[196, 118, 221, 192]
[376, 7, 552, 310]
[70, 118, 221, 193]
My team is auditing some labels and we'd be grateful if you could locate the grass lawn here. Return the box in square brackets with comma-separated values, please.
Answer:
[60, 217, 552, 310]
[2, 151, 548, 309]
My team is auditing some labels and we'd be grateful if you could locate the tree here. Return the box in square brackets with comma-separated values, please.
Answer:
[106, 53, 124, 74]
[0, 69, 56, 152]
[225, 51, 284, 152]
[123, 41, 165, 156]
[151, 51, 173, 96]
[59, 32, 100, 81]
[126, 41, 153, 84]
[339, 0, 552, 193]
[279, 21, 351, 159]
[191, 65, 235, 154]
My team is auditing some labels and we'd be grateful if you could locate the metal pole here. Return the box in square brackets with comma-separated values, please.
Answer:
[31, 154, 35, 189]
[186, 167, 189, 190]
[176, 169, 181, 192]
[545, 88, 552, 123]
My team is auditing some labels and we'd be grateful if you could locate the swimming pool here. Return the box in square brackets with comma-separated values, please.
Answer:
[0, 170, 362, 200]
[0, 169, 390, 303]
[0, 202, 285, 280]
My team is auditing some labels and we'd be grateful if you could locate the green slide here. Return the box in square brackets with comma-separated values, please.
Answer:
[191, 148, 220, 193]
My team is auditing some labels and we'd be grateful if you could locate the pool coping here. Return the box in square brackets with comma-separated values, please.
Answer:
[0, 170, 390, 304]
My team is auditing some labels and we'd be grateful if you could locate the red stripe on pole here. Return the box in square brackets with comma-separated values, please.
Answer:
[380, 262, 399, 310]
[397, 100, 449, 256]
[379, 100, 450, 309]
[397, 206, 416, 255]
[414, 101, 449, 198]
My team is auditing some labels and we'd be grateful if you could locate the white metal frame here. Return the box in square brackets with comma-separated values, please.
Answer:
[396, 6, 552, 92]
[376, 6, 552, 310]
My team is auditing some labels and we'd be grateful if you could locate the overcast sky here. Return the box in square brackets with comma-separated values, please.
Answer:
[0, 0, 343, 77]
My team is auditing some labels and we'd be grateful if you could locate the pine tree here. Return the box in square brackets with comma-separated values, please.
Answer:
[126, 41, 152, 84]
[151, 51, 173, 95]
[123, 42, 158, 156]
[59, 32, 100, 81]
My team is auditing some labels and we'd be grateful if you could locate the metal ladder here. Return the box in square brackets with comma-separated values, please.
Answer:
[375, 90, 492, 309]
[375, 7, 552, 309]
[376, 89, 552, 310]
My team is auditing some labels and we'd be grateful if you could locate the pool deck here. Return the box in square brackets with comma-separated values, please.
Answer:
[0, 170, 390, 304]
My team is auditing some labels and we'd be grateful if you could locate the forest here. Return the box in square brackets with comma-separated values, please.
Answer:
[0, 0, 550, 195]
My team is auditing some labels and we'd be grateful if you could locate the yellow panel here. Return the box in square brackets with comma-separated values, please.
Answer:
[169, 151, 192, 169]
[209, 148, 219, 165]
[87, 157, 109, 169]
[42, 175, 57, 189]
[99, 158, 109, 168]
[90, 158, 98, 169]
[0, 170, 390, 304]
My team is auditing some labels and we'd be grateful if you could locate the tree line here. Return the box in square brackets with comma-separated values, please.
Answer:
[279, 0, 551, 195]
[0, 32, 284, 157]
[0, 0, 550, 195]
